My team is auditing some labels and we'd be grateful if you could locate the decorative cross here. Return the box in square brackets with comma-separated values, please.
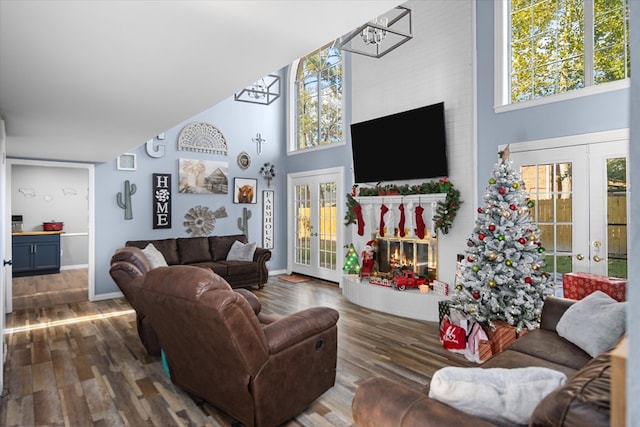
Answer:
[252, 132, 266, 154]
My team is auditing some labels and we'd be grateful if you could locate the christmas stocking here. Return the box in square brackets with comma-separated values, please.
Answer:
[379, 204, 389, 237]
[398, 203, 406, 237]
[353, 204, 365, 236]
[415, 205, 426, 239]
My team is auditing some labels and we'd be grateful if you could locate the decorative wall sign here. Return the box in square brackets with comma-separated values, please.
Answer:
[146, 139, 166, 158]
[117, 153, 137, 171]
[117, 180, 137, 220]
[178, 159, 229, 194]
[152, 173, 171, 229]
[237, 151, 251, 170]
[262, 190, 274, 249]
[183, 205, 228, 237]
[178, 122, 228, 155]
[233, 178, 257, 204]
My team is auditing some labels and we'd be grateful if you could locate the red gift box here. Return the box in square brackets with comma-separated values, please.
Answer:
[562, 272, 626, 302]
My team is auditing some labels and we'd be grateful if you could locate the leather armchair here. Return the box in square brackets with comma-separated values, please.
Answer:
[136, 265, 339, 427]
[109, 248, 278, 356]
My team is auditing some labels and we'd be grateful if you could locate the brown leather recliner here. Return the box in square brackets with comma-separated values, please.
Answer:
[136, 265, 339, 427]
[109, 247, 278, 356]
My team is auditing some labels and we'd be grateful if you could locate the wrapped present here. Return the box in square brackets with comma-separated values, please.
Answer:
[478, 339, 493, 362]
[484, 320, 518, 355]
[562, 272, 626, 302]
[438, 300, 451, 324]
[432, 280, 449, 296]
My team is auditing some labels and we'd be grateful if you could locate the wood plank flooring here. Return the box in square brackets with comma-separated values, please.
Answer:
[2, 272, 474, 426]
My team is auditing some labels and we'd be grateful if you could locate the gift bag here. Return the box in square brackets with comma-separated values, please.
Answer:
[440, 315, 467, 350]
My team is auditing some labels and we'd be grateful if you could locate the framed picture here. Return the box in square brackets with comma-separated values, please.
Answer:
[262, 190, 274, 249]
[237, 151, 251, 170]
[117, 153, 137, 171]
[178, 159, 229, 194]
[233, 178, 257, 204]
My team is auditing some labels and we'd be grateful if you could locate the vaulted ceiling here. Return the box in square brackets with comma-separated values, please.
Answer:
[0, 1, 404, 163]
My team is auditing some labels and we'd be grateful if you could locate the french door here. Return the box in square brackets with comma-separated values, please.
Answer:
[288, 168, 343, 283]
[509, 130, 628, 286]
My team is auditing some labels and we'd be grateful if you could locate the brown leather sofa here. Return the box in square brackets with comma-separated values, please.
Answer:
[352, 296, 621, 427]
[136, 265, 339, 427]
[124, 234, 271, 289]
[109, 241, 276, 356]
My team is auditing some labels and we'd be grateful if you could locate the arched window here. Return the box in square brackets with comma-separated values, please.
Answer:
[292, 41, 343, 152]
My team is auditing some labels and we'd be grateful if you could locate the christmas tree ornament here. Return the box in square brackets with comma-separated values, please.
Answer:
[456, 284, 463, 290]
[499, 187, 506, 195]
[538, 247, 545, 253]
[473, 291, 480, 299]
[512, 182, 520, 189]
[477, 207, 484, 213]
[502, 210, 511, 218]
[467, 239, 474, 247]
[527, 200, 535, 208]
[498, 234, 505, 241]
[524, 277, 533, 284]
[472, 265, 480, 272]
[467, 256, 474, 262]
[487, 251, 497, 260]
[528, 234, 536, 241]
[478, 233, 486, 240]
[488, 224, 496, 231]
[532, 263, 539, 270]
[505, 259, 512, 266]
[518, 237, 526, 244]
[489, 178, 496, 184]
[488, 279, 496, 287]
[509, 204, 517, 210]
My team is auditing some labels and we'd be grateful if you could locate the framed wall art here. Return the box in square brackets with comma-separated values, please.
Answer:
[117, 153, 137, 171]
[237, 151, 251, 170]
[262, 190, 274, 249]
[178, 159, 229, 194]
[233, 178, 257, 204]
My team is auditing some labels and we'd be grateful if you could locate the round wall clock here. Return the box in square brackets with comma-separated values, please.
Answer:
[237, 151, 251, 170]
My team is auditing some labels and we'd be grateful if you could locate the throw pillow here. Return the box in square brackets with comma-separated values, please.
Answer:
[226, 240, 257, 261]
[428, 366, 567, 426]
[142, 243, 168, 269]
[556, 290, 626, 357]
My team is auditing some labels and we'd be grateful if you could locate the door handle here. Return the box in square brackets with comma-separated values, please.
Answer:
[3, 259, 12, 266]
[593, 255, 604, 262]
[576, 254, 584, 260]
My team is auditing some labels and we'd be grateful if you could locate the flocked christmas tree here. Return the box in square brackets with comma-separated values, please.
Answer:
[343, 244, 361, 274]
[451, 148, 553, 332]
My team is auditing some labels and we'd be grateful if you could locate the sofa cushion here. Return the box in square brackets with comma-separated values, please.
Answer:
[142, 243, 168, 269]
[226, 240, 257, 261]
[505, 328, 592, 371]
[127, 238, 179, 265]
[209, 234, 248, 261]
[428, 366, 567, 426]
[177, 237, 212, 264]
[556, 291, 626, 357]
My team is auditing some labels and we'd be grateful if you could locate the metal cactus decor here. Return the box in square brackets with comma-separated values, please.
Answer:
[117, 180, 137, 220]
[237, 207, 252, 238]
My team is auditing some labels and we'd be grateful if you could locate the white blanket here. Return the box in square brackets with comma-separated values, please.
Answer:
[428, 366, 567, 426]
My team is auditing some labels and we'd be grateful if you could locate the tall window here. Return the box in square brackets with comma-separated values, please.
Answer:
[294, 42, 343, 151]
[508, 0, 630, 104]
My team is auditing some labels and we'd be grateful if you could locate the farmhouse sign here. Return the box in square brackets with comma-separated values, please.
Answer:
[262, 190, 274, 249]
[153, 173, 172, 229]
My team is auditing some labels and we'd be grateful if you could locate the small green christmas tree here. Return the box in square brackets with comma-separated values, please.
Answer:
[343, 244, 361, 274]
[451, 150, 553, 331]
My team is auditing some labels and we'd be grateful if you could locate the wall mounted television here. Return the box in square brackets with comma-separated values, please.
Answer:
[350, 101, 448, 184]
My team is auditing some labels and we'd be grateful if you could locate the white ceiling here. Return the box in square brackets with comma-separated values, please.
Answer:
[0, 0, 404, 163]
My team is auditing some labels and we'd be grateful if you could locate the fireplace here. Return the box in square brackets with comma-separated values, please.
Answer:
[376, 236, 437, 279]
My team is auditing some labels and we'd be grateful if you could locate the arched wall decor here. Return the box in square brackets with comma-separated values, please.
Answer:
[178, 122, 228, 155]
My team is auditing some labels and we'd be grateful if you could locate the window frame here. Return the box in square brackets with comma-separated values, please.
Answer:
[494, 0, 630, 113]
[287, 42, 346, 155]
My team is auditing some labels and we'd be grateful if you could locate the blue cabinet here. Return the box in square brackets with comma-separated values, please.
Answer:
[12, 233, 61, 277]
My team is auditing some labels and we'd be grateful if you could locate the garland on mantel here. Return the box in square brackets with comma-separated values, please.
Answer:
[344, 177, 462, 235]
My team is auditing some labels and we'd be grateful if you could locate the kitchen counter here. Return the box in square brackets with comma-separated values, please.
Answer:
[12, 231, 65, 236]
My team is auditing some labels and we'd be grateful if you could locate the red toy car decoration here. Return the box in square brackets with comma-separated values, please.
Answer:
[392, 270, 428, 291]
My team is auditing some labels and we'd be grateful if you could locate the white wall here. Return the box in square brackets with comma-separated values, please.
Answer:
[350, 0, 475, 284]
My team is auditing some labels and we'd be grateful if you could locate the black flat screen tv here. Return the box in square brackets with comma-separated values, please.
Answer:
[350, 102, 448, 184]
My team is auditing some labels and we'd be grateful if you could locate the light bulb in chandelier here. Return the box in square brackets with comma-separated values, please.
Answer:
[360, 17, 388, 45]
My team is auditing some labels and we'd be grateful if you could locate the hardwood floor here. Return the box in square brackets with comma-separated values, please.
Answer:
[2, 274, 474, 426]
[11, 269, 88, 311]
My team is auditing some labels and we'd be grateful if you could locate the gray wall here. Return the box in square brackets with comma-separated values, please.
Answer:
[94, 73, 286, 295]
[477, 1, 636, 423]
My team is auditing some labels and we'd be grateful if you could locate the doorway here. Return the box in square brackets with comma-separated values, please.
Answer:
[288, 167, 344, 283]
[4, 159, 95, 313]
[509, 129, 628, 286]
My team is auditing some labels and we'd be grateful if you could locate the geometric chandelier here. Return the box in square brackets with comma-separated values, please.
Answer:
[339, 6, 413, 59]
[234, 74, 281, 105]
